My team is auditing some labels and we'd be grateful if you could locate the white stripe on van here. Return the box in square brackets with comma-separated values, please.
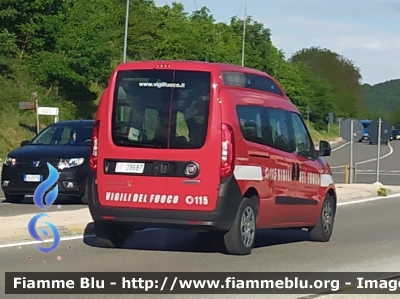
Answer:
[233, 166, 335, 187]
[320, 173, 334, 187]
[234, 165, 263, 181]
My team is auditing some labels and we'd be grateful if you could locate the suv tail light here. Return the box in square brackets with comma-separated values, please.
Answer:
[220, 123, 235, 179]
[89, 120, 100, 171]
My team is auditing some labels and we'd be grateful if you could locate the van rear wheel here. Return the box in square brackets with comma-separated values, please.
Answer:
[223, 196, 258, 256]
[94, 221, 130, 248]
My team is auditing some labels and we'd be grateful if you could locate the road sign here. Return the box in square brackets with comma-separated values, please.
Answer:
[19, 102, 36, 110]
[368, 118, 391, 144]
[328, 112, 334, 124]
[339, 118, 364, 142]
[37, 107, 59, 116]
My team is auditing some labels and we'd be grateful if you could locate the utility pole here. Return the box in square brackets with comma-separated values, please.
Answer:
[241, 0, 247, 67]
[32, 92, 39, 134]
[123, 0, 130, 63]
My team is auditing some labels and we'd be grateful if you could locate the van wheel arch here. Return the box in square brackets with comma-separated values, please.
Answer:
[243, 187, 260, 206]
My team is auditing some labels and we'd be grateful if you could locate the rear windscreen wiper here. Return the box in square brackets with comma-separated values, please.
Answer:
[114, 137, 164, 148]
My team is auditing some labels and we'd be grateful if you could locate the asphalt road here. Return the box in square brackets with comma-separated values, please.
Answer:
[0, 195, 85, 217]
[324, 140, 400, 185]
[1, 196, 400, 298]
[0, 140, 399, 217]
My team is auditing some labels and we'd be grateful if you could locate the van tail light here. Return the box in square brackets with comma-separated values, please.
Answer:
[220, 123, 235, 179]
[89, 120, 100, 171]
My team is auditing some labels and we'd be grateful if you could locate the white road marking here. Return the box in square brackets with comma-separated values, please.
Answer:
[331, 142, 349, 152]
[337, 193, 400, 206]
[0, 235, 95, 249]
[0, 228, 158, 249]
[332, 171, 400, 176]
[334, 173, 400, 176]
[330, 142, 394, 169]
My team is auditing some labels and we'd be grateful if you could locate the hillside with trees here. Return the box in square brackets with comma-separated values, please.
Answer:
[0, 0, 366, 157]
[361, 79, 400, 126]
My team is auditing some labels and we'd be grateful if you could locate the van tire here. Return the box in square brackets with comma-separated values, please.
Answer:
[309, 194, 336, 242]
[222, 196, 258, 255]
[78, 192, 88, 204]
[94, 221, 128, 248]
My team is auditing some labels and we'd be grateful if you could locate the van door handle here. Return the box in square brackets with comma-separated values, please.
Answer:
[292, 163, 296, 181]
[249, 151, 269, 159]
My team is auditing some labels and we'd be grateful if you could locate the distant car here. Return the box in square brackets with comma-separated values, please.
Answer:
[1, 120, 94, 204]
[390, 129, 400, 141]
[358, 119, 371, 142]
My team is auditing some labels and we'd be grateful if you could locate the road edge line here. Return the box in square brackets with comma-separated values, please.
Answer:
[330, 142, 394, 169]
[331, 142, 349, 152]
[0, 234, 96, 249]
[338, 192, 400, 206]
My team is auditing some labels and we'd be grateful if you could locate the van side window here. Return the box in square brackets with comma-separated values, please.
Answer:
[265, 108, 292, 153]
[290, 112, 315, 159]
[236, 106, 269, 146]
[222, 71, 284, 97]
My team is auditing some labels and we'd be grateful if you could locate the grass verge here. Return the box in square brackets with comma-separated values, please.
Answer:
[308, 122, 340, 144]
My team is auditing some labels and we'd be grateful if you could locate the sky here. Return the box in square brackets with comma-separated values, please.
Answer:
[154, 0, 400, 85]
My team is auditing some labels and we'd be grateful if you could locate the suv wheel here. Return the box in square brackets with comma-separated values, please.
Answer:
[309, 194, 336, 242]
[94, 221, 131, 248]
[4, 193, 25, 203]
[223, 196, 258, 255]
[78, 192, 88, 204]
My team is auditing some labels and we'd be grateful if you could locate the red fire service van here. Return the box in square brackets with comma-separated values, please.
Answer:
[87, 60, 337, 255]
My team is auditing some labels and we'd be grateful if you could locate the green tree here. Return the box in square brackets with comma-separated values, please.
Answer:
[290, 47, 363, 118]
[25, 0, 120, 117]
[0, 0, 65, 57]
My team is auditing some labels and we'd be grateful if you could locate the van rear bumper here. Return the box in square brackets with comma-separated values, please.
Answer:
[86, 172, 243, 231]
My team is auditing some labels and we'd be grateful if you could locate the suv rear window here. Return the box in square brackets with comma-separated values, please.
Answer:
[112, 70, 211, 149]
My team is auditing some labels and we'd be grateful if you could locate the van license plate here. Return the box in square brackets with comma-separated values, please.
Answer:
[23, 174, 42, 182]
[115, 162, 145, 174]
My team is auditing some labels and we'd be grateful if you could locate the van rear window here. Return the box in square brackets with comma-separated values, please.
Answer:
[112, 70, 211, 149]
[222, 71, 284, 97]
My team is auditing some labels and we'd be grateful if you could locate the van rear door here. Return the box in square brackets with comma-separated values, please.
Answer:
[97, 67, 221, 212]
[163, 69, 221, 212]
